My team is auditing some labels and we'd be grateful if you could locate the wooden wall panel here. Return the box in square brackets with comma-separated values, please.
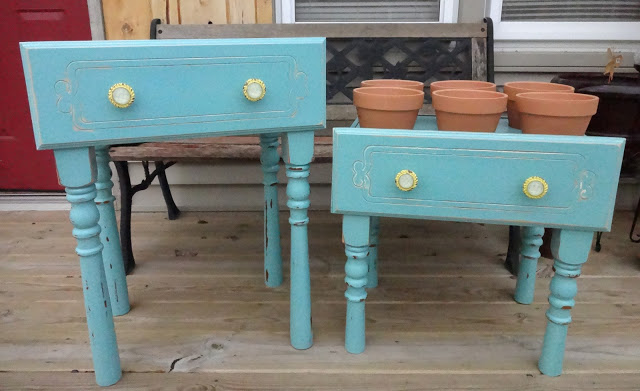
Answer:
[103, 0, 273, 39]
[227, 0, 257, 24]
[256, 0, 273, 24]
[103, 0, 167, 40]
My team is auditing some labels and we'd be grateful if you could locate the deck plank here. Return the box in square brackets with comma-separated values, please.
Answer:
[1, 210, 639, 389]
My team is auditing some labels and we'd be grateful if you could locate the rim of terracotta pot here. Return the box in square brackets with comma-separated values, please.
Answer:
[516, 92, 599, 117]
[504, 81, 574, 101]
[430, 80, 496, 92]
[353, 87, 425, 111]
[361, 79, 425, 90]
[432, 89, 508, 115]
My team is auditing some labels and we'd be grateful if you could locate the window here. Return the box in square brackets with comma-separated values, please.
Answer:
[277, 0, 458, 23]
[488, 0, 640, 40]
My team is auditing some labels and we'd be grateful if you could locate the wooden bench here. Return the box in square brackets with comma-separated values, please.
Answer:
[109, 19, 496, 273]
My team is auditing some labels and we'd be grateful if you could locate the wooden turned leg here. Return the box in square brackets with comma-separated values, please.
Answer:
[260, 134, 283, 287]
[367, 216, 380, 288]
[343, 215, 371, 354]
[538, 229, 593, 377]
[514, 226, 544, 305]
[95, 147, 130, 316]
[54, 148, 121, 386]
[282, 131, 314, 350]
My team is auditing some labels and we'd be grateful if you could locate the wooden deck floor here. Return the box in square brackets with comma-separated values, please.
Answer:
[1, 210, 640, 390]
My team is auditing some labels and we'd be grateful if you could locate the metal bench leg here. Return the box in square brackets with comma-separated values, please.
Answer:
[505, 225, 521, 275]
[113, 161, 136, 274]
[155, 161, 181, 220]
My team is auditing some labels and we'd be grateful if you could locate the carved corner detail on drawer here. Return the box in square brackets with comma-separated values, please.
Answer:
[352, 160, 370, 189]
[55, 80, 72, 114]
[577, 170, 596, 200]
[293, 70, 309, 101]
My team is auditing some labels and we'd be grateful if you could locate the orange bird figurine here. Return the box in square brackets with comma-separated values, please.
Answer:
[604, 48, 623, 83]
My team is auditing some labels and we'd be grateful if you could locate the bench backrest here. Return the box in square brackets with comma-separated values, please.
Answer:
[152, 21, 493, 121]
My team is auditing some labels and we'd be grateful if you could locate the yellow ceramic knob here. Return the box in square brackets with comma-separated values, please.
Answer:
[108, 83, 135, 108]
[523, 176, 548, 199]
[395, 170, 418, 191]
[243, 78, 266, 102]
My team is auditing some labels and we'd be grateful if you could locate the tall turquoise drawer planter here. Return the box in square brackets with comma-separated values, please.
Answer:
[20, 38, 326, 386]
[331, 119, 625, 376]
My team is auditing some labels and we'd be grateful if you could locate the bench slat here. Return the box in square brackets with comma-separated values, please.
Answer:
[110, 136, 333, 162]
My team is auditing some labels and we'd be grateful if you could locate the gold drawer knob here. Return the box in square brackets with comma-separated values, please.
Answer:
[108, 83, 135, 108]
[395, 170, 418, 191]
[243, 78, 266, 101]
[523, 176, 548, 199]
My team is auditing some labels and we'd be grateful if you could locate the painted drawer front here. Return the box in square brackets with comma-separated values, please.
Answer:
[21, 38, 326, 149]
[332, 128, 625, 231]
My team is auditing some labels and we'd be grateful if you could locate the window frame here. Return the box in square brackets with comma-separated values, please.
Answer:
[276, 0, 459, 23]
[488, 0, 640, 41]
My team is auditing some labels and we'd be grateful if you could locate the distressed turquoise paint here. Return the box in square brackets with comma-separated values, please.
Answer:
[54, 148, 121, 386]
[22, 38, 326, 386]
[95, 147, 130, 316]
[282, 131, 315, 349]
[332, 126, 624, 231]
[367, 216, 380, 288]
[20, 38, 326, 150]
[343, 214, 370, 354]
[332, 118, 624, 375]
[514, 225, 544, 305]
[260, 134, 283, 287]
[539, 229, 593, 376]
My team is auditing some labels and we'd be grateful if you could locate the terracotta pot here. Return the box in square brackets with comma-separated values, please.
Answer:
[516, 92, 599, 135]
[361, 79, 424, 90]
[429, 80, 496, 96]
[354, 87, 424, 129]
[504, 82, 575, 129]
[432, 89, 508, 132]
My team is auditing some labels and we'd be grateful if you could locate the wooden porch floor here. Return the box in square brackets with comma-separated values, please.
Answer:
[1, 210, 640, 390]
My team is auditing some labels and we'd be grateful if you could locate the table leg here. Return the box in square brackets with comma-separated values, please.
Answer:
[367, 216, 380, 288]
[95, 147, 130, 316]
[282, 131, 314, 350]
[260, 134, 283, 287]
[54, 147, 121, 386]
[538, 229, 593, 376]
[343, 214, 370, 354]
[514, 226, 544, 305]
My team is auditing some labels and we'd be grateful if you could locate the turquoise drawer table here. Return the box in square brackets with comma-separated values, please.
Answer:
[331, 116, 625, 376]
[20, 38, 325, 386]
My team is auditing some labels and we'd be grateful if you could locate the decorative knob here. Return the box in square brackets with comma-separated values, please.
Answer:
[243, 79, 266, 102]
[523, 176, 548, 199]
[108, 83, 135, 108]
[395, 170, 418, 191]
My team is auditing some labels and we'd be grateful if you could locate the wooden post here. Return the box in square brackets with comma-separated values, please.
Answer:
[343, 214, 370, 354]
[260, 134, 283, 287]
[514, 225, 544, 304]
[95, 147, 130, 316]
[54, 147, 121, 386]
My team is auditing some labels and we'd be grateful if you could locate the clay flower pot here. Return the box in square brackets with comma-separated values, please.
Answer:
[361, 79, 424, 91]
[432, 89, 508, 132]
[429, 80, 496, 96]
[504, 82, 575, 129]
[516, 92, 599, 136]
[353, 87, 425, 129]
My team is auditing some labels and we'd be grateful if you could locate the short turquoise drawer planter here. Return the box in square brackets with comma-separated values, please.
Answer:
[20, 38, 325, 386]
[331, 117, 624, 376]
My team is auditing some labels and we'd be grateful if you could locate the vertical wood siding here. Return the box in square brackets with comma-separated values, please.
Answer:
[102, 0, 273, 40]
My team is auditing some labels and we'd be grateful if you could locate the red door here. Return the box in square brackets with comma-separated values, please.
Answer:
[0, 0, 92, 190]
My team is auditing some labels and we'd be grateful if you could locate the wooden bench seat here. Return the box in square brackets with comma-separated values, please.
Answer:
[110, 136, 334, 163]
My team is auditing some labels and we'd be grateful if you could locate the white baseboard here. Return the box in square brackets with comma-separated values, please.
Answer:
[0, 193, 70, 211]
